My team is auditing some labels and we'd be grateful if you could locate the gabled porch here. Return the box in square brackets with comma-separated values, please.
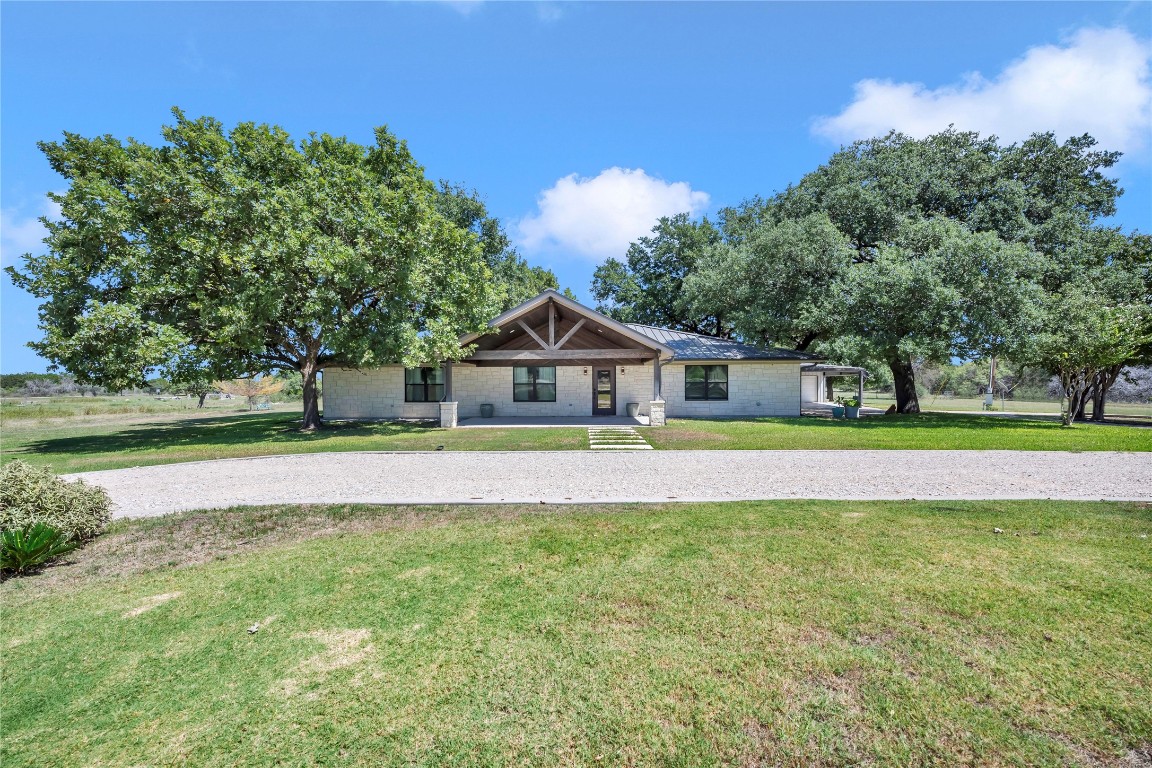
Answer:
[437, 290, 673, 427]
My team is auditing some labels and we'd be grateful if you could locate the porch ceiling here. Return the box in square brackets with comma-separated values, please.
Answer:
[463, 298, 661, 367]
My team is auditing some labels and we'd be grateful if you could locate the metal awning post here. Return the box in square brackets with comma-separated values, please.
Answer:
[857, 370, 864, 405]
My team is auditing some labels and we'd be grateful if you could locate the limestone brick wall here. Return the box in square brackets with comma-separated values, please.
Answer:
[322, 367, 439, 420]
[661, 362, 802, 418]
[453, 364, 655, 419]
[323, 364, 657, 420]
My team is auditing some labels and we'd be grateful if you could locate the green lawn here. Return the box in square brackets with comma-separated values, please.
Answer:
[1, 410, 588, 473]
[856, 392, 1152, 419]
[3, 409, 1149, 475]
[648, 414, 1152, 452]
[3, 500, 1149, 766]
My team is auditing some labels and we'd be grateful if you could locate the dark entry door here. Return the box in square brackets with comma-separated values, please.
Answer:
[592, 367, 616, 416]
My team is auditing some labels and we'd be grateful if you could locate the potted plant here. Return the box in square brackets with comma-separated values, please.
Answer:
[843, 396, 861, 419]
[831, 397, 846, 419]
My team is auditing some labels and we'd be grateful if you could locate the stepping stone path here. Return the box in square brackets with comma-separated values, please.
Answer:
[587, 426, 653, 450]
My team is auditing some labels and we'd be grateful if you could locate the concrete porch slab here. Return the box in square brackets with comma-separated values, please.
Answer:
[457, 415, 650, 428]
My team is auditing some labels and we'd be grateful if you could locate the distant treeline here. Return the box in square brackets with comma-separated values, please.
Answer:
[1, 373, 106, 396]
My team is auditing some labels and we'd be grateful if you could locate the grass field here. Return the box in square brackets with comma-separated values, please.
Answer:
[3, 407, 1150, 474]
[855, 392, 1152, 419]
[3, 500, 1149, 766]
[0, 409, 587, 473]
[649, 414, 1152, 452]
[0, 394, 264, 421]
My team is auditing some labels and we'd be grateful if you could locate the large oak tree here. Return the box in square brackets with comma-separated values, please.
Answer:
[666, 129, 1124, 413]
[7, 110, 499, 429]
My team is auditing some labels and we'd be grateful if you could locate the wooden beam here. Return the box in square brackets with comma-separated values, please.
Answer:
[553, 318, 586, 350]
[516, 320, 549, 350]
[468, 349, 655, 361]
[548, 303, 555, 348]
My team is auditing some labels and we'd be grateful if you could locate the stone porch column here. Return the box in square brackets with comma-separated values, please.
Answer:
[439, 400, 458, 428]
[649, 355, 666, 426]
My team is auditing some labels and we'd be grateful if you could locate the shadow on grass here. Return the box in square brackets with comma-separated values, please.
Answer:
[16, 412, 439, 460]
[711, 413, 1070, 431]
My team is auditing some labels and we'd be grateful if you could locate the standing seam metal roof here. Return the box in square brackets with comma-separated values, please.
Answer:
[625, 324, 823, 362]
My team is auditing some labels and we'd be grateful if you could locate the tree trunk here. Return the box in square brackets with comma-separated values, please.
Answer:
[889, 356, 920, 414]
[301, 364, 321, 430]
[1061, 369, 1093, 427]
[1090, 364, 1123, 423]
[197, 391, 208, 409]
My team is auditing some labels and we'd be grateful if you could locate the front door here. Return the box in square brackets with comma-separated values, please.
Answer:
[592, 367, 616, 416]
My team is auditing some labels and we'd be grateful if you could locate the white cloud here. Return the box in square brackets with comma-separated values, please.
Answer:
[444, 0, 484, 17]
[814, 27, 1152, 154]
[1, 198, 60, 267]
[516, 167, 710, 261]
[536, 2, 564, 23]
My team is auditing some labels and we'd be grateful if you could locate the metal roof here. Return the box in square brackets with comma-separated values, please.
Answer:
[801, 363, 869, 376]
[626, 324, 823, 362]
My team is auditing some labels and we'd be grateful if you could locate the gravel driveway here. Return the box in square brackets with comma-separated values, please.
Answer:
[66, 450, 1151, 519]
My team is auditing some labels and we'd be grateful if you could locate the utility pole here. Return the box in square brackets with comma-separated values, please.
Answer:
[984, 356, 996, 410]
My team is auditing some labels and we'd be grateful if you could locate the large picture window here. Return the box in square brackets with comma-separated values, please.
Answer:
[685, 365, 728, 401]
[513, 366, 556, 402]
[405, 367, 444, 402]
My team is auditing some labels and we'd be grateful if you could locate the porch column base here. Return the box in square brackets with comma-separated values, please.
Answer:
[649, 400, 666, 427]
[439, 401, 458, 428]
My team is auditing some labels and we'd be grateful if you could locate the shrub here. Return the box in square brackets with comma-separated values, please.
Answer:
[0, 461, 112, 542]
[0, 523, 78, 574]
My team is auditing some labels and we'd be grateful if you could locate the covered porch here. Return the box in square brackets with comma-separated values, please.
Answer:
[438, 290, 674, 427]
[801, 363, 869, 409]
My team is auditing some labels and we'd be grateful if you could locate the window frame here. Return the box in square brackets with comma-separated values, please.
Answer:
[512, 366, 557, 403]
[404, 366, 445, 403]
[684, 364, 729, 401]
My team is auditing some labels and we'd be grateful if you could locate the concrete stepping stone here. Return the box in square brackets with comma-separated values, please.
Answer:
[587, 426, 653, 450]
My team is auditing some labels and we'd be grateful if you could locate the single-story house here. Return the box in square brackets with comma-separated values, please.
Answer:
[322, 289, 864, 426]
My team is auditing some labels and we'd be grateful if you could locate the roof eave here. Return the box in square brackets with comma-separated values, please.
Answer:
[459, 289, 675, 356]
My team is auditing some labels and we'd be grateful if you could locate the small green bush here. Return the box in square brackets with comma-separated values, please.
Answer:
[1, 523, 78, 574]
[0, 460, 112, 542]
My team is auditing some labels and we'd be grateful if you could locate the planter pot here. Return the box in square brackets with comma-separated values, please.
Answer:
[480, 403, 495, 418]
[831, 406, 845, 418]
[845, 406, 860, 419]
[626, 402, 640, 417]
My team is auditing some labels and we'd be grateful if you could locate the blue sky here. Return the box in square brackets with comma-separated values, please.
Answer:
[2, 1, 1150, 373]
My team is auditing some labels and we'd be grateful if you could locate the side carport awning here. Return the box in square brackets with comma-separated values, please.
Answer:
[802, 363, 870, 403]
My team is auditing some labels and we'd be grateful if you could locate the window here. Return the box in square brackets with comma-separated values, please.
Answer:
[513, 366, 556, 402]
[685, 365, 728, 401]
[405, 367, 444, 402]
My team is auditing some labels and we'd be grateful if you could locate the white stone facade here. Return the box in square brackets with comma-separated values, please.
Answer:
[660, 362, 802, 418]
[324, 364, 657, 420]
[321, 367, 440, 421]
[324, 361, 802, 420]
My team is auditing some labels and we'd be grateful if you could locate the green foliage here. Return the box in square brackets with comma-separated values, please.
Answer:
[0, 372, 64, 391]
[646, 128, 1128, 414]
[1025, 283, 1149, 425]
[686, 212, 852, 350]
[592, 213, 727, 335]
[0, 460, 111, 541]
[435, 182, 564, 311]
[6, 110, 501, 429]
[0, 523, 78, 574]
